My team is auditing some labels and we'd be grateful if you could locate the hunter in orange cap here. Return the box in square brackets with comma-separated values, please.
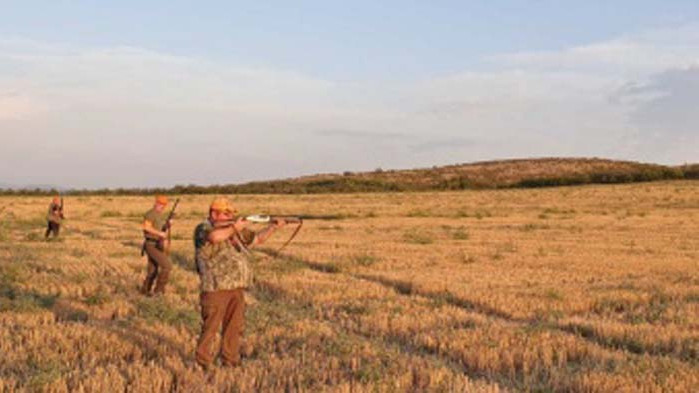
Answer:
[140, 195, 174, 296]
[45, 195, 64, 239]
[209, 197, 236, 214]
[193, 196, 286, 370]
[155, 195, 169, 206]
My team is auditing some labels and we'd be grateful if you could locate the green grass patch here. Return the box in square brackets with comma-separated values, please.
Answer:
[100, 210, 122, 218]
[349, 253, 378, 267]
[522, 223, 551, 232]
[402, 229, 434, 245]
[451, 228, 469, 240]
[0, 280, 58, 313]
[545, 288, 564, 301]
[13, 217, 47, 231]
[84, 289, 111, 306]
[137, 297, 200, 332]
[24, 232, 45, 242]
[406, 209, 432, 218]
[474, 210, 492, 220]
[24, 359, 66, 390]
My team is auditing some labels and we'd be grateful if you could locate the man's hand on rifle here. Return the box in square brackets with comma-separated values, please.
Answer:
[234, 217, 249, 231]
[273, 218, 287, 228]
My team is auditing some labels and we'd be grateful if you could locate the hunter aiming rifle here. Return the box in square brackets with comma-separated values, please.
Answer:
[141, 198, 180, 256]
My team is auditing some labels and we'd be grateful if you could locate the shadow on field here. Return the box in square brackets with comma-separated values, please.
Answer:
[263, 249, 697, 364]
[51, 298, 194, 375]
[354, 273, 515, 320]
[0, 281, 58, 313]
[250, 274, 518, 391]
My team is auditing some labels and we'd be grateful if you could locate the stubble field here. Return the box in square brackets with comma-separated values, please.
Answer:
[0, 181, 698, 392]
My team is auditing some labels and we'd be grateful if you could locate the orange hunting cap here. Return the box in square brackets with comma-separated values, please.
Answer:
[52, 196, 60, 203]
[210, 197, 236, 213]
[155, 195, 169, 205]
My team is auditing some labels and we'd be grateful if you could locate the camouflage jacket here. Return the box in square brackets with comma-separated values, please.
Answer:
[194, 220, 256, 292]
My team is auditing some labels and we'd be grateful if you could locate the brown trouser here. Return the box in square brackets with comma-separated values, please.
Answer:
[141, 241, 172, 295]
[196, 289, 246, 367]
[45, 221, 60, 238]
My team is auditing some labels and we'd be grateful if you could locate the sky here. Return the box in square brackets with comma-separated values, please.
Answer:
[0, 1, 698, 188]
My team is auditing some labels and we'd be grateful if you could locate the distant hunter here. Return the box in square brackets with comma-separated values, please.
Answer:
[140, 195, 175, 296]
[45, 196, 64, 239]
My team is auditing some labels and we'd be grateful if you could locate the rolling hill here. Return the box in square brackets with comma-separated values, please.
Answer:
[167, 157, 697, 194]
[2, 158, 697, 195]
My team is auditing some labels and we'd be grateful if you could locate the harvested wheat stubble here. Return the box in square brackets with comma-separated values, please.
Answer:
[0, 182, 697, 392]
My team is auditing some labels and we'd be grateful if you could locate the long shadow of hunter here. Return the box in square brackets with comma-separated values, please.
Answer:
[255, 247, 512, 320]
[257, 249, 697, 364]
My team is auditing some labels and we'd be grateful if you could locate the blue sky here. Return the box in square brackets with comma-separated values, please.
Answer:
[3, 1, 696, 78]
[1, 1, 698, 187]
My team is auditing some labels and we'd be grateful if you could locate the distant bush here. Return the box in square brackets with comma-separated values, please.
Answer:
[682, 164, 699, 179]
[514, 167, 685, 189]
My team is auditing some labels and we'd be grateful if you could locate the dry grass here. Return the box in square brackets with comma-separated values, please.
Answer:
[0, 181, 697, 392]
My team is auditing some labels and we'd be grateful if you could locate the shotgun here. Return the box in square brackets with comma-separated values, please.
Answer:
[213, 214, 341, 253]
[162, 198, 180, 254]
[245, 214, 342, 223]
[58, 197, 65, 219]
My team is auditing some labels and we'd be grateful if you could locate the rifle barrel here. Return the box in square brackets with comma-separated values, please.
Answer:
[212, 213, 341, 228]
[162, 198, 180, 230]
[245, 214, 342, 221]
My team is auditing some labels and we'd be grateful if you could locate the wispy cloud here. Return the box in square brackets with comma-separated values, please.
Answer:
[490, 24, 699, 77]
